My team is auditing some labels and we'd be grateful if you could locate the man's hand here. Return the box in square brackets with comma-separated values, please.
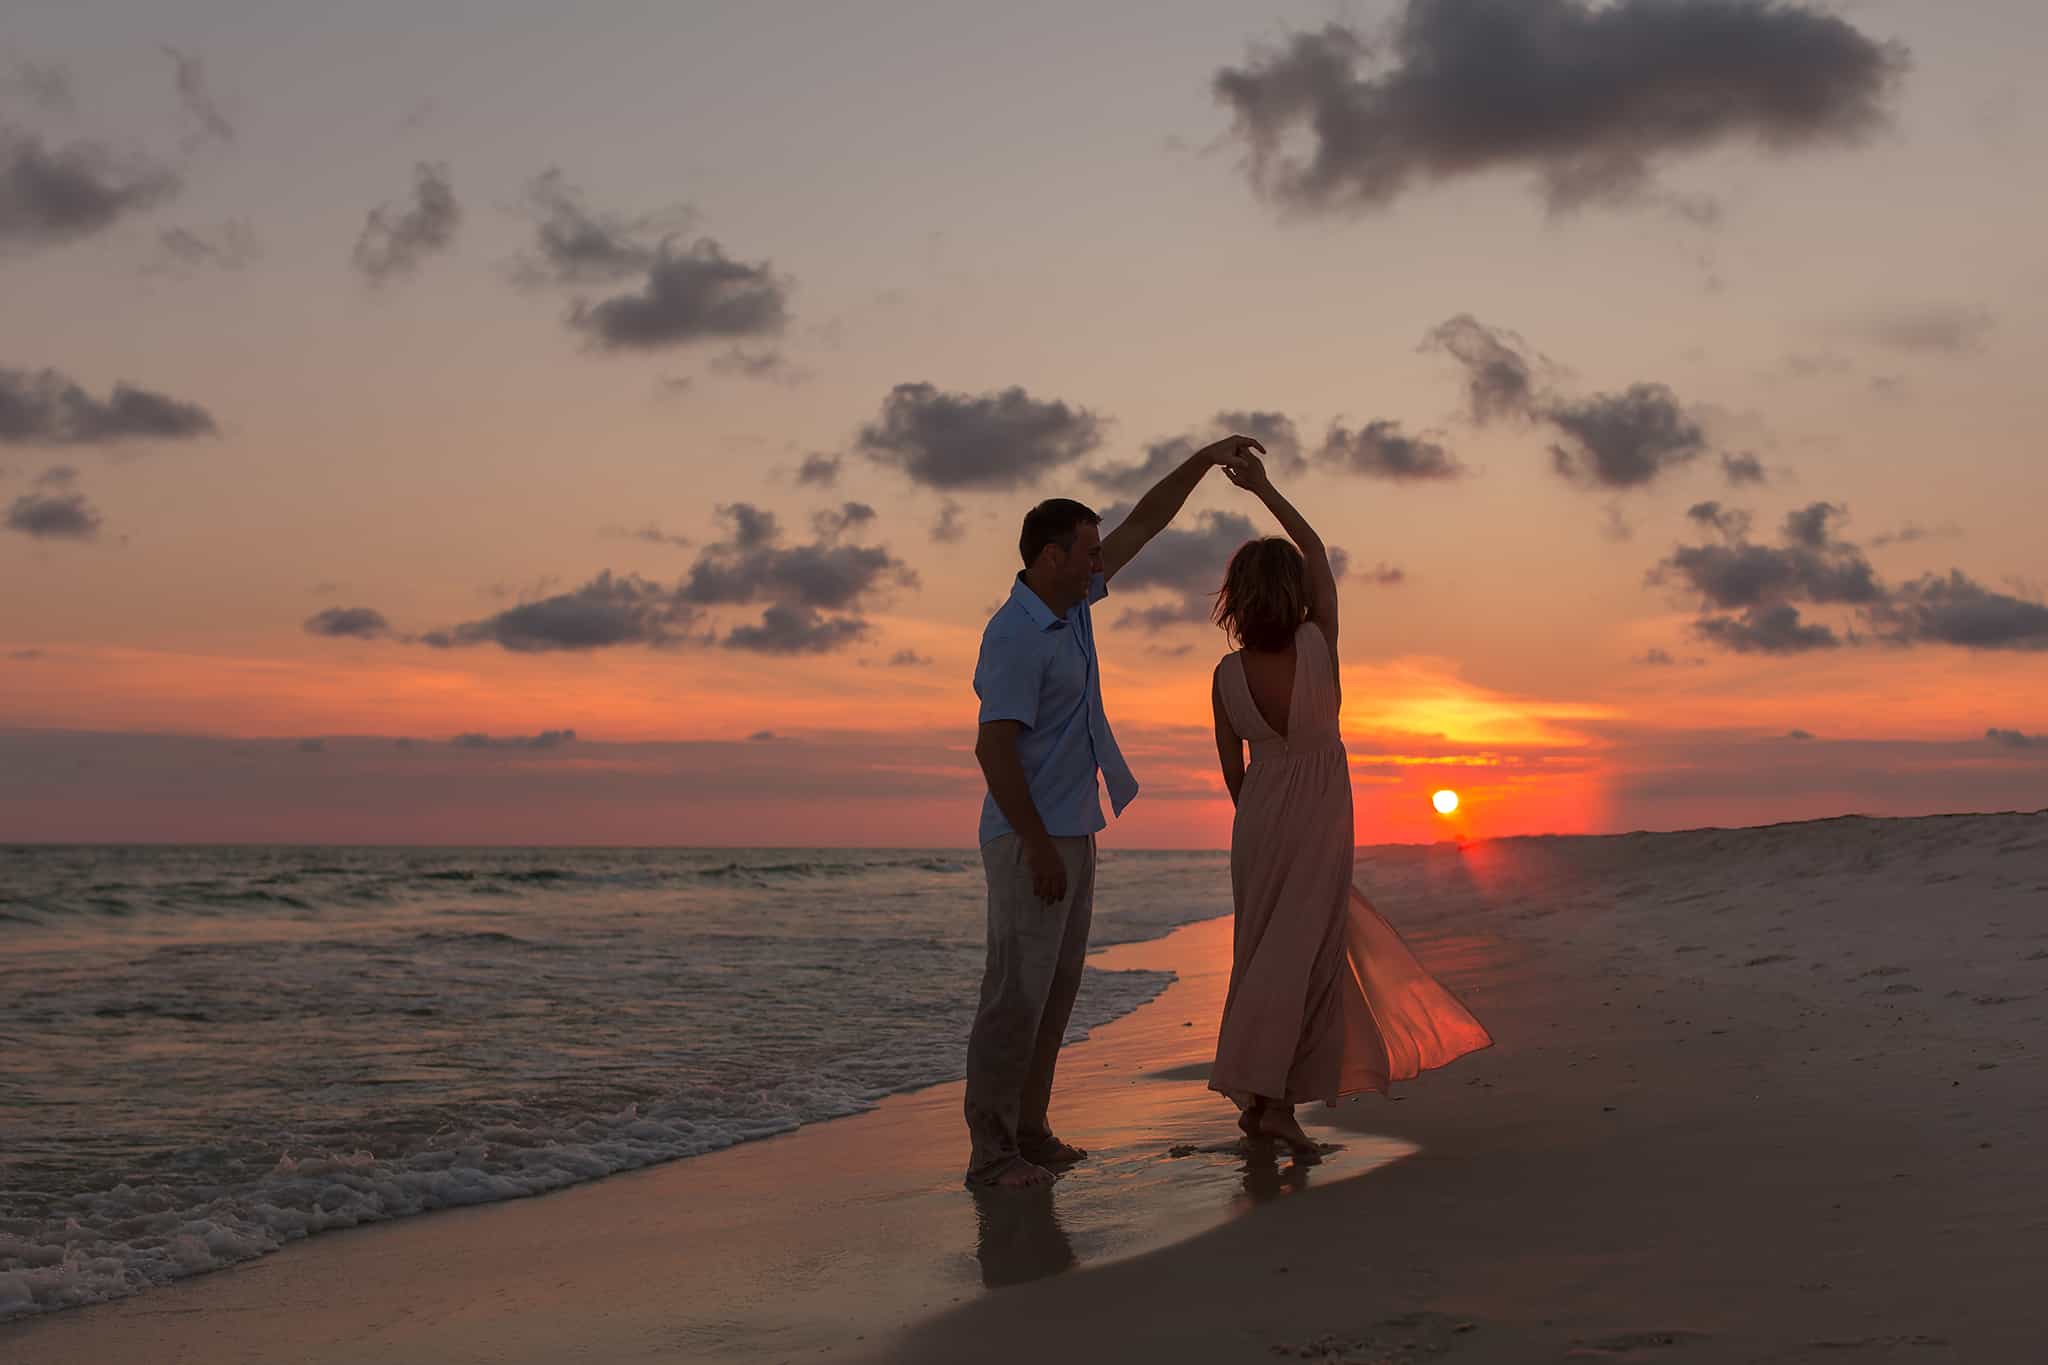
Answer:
[1025, 837, 1068, 904]
[1103, 433, 1267, 581]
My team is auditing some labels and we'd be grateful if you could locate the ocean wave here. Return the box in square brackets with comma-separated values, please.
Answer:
[0, 964, 1174, 1322]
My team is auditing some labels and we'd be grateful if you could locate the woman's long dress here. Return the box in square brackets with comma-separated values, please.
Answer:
[1210, 620, 1492, 1106]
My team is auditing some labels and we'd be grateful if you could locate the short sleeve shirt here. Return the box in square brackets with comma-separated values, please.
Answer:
[973, 572, 1140, 846]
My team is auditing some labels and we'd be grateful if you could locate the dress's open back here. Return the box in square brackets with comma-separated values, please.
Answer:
[1211, 620, 1492, 1105]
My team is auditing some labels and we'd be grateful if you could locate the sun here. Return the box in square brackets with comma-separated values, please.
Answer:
[1431, 789, 1460, 815]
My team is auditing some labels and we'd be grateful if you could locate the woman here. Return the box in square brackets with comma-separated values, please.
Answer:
[1208, 451, 1492, 1151]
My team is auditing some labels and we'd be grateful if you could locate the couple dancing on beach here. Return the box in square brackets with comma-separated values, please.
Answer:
[965, 434, 1492, 1189]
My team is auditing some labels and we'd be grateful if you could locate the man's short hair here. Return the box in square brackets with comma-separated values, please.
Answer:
[1018, 498, 1101, 566]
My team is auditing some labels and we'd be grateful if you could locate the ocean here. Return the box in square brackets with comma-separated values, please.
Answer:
[0, 844, 1231, 1321]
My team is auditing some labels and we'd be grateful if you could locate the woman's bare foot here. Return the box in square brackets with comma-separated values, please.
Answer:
[1251, 1106, 1316, 1152]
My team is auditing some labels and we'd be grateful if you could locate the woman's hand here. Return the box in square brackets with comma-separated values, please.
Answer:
[1222, 446, 1272, 496]
[1198, 433, 1264, 477]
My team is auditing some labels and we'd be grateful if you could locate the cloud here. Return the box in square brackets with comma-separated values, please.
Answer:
[1211, 3, 1904, 217]
[931, 499, 966, 543]
[8, 648, 45, 661]
[794, 453, 840, 487]
[747, 730, 781, 741]
[1546, 384, 1708, 488]
[1318, 419, 1465, 481]
[725, 603, 870, 654]
[858, 381, 1105, 490]
[452, 729, 578, 750]
[1428, 315, 1742, 492]
[303, 606, 392, 640]
[1635, 647, 1705, 667]
[421, 503, 914, 655]
[35, 464, 76, 487]
[1106, 505, 1257, 631]
[1785, 729, 1815, 740]
[0, 127, 181, 249]
[296, 738, 325, 753]
[1089, 411, 1308, 495]
[5, 489, 101, 540]
[568, 239, 790, 351]
[1720, 452, 1767, 486]
[1655, 501, 2048, 655]
[154, 220, 259, 272]
[352, 162, 460, 283]
[513, 169, 689, 286]
[887, 648, 933, 667]
[160, 45, 233, 145]
[1869, 522, 1961, 549]
[9, 61, 75, 114]
[1847, 304, 1994, 355]
[1423, 315, 1540, 423]
[423, 570, 704, 652]
[708, 346, 807, 384]
[598, 521, 691, 549]
[1986, 728, 2036, 749]
[0, 366, 218, 447]
[1869, 572, 2048, 651]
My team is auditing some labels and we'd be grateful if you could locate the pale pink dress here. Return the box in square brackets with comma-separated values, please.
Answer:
[1211, 621, 1492, 1107]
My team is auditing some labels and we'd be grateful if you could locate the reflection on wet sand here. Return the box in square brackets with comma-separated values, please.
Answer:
[971, 1184, 1077, 1288]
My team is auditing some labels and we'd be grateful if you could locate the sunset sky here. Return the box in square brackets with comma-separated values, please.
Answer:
[4, 0, 2045, 846]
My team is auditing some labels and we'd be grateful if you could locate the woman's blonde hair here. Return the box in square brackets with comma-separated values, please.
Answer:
[1212, 538, 1308, 651]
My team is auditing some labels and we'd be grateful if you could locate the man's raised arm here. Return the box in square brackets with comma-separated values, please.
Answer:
[1100, 434, 1263, 581]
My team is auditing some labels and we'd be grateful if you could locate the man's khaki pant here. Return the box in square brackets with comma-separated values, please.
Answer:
[963, 833, 1096, 1184]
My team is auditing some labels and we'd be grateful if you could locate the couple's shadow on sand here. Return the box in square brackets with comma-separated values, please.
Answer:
[970, 1139, 1330, 1289]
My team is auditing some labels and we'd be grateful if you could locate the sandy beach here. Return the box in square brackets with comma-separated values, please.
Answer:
[6, 812, 2045, 1364]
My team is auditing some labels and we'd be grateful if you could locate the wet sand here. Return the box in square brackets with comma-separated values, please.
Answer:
[8, 812, 2046, 1363]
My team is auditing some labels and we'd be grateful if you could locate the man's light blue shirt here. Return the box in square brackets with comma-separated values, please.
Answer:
[973, 571, 1140, 847]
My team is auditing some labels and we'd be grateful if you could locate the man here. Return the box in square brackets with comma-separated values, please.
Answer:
[965, 432, 1264, 1188]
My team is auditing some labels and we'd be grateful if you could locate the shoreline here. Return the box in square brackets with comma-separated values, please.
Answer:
[8, 812, 2045, 1363]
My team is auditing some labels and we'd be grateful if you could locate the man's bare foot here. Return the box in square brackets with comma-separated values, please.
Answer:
[989, 1158, 1055, 1188]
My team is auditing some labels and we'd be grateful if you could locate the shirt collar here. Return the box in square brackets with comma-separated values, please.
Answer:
[1009, 572, 1069, 632]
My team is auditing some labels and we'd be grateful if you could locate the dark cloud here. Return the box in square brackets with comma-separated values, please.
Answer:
[423, 504, 913, 656]
[1695, 603, 1841, 654]
[747, 730, 780, 741]
[1422, 315, 1539, 422]
[1656, 500, 2045, 656]
[0, 127, 181, 249]
[303, 606, 392, 640]
[0, 366, 218, 446]
[1546, 384, 1707, 488]
[155, 220, 259, 272]
[452, 729, 578, 750]
[1106, 506, 1257, 632]
[858, 381, 1105, 491]
[567, 239, 789, 351]
[1986, 728, 2036, 750]
[1720, 452, 1767, 486]
[1318, 419, 1464, 481]
[725, 603, 869, 654]
[6, 489, 101, 540]
[8, 648, 45, 661]
[352, 162, 460, 283]
[887, 648, 933, 667]
[1869, 572, 2048, 651]
[422, 571, 703, 652]
[1849, 304, 1993, 355]
[514, 169, 688, 286]
[708, 346, 806, 384]
[598, 521, 691, 549]
[931, 499, 966, 543]
[794, 453, 841, 488]
[810, 500, 876, 539]
[35, 464, 76, 487]
[10, 61, 75, 114]
[1786, 729, 1816, 740]
[1212, 4, 1904, 217]
[1868, 522, 1961, 548]
[1090, 412, 1307, 495]
[161, 45, 234, 145]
